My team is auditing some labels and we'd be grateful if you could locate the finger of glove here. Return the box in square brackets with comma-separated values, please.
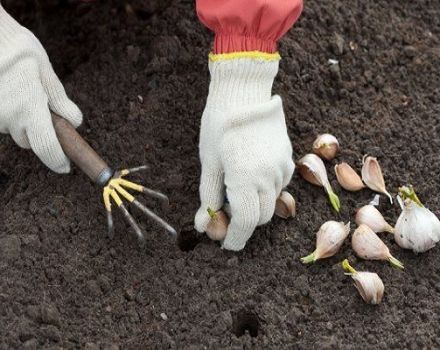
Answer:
[282, 159, 295, 188]
[194, 166, 225, 232]
[258, 186, 277, 225]
[222, 189, 260, 251]
[40, 62, 83, 128]
[9, 124, 31, 149]
[26, 101, 71, 174]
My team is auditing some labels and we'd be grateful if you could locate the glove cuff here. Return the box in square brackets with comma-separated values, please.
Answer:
[0, 4, 22, 41]
[206, 52, 280, 109]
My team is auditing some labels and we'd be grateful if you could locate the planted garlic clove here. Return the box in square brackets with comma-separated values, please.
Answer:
[335, 162, 365, 191]
[352, 224, 404, 269]
[301, 221, 350, 263]
[297, 154, 341, 212]
[275, 191, 296, 219]
[361, 155, 393, 204]
[355, 205, 394, 233]
[312, 134, 339, 160]
[206, 208, 229, 241]
[342, 259, 384, 305]
[394, 186, 440, 253]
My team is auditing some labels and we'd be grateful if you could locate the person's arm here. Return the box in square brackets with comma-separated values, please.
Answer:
[197, 0, 303, 54]
[0, 4, 82, 173]
[194, 0, 303, 251]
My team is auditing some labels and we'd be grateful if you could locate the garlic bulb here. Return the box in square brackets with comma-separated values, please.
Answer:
[275, 191, 296, 219]
[335, 162, 365, 191]
[352, 224, 404, 269]
[342, 259, 384, 305]
[394, 186, 440, 253]
[361, 155, 393, 203]
[301, 221, 350, 263]
[206, 209, 229, 241]
[312, 134, 340, 160]
[355, 205, 394, 233]
[297, 154, 341, 212]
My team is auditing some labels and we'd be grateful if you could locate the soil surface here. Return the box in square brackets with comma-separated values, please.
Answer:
[1, 0, 440, 349]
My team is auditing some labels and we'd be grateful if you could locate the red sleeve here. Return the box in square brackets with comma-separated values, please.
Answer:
[196, 0, 303, 54]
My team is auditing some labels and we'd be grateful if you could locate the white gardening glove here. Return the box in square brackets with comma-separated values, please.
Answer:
[0, 5, 82, 173]
[194, 57, 295, 251]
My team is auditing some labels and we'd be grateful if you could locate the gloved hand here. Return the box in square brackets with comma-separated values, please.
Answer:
[194, 0, 302, 250]
[194, 57, 295, 251]
[0, 5, 82, 173]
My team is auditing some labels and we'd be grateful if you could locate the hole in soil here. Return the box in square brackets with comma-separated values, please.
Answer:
[177, 228, 201, 252]
[0, 172, 10, 185]
[232, 309, 260, 338]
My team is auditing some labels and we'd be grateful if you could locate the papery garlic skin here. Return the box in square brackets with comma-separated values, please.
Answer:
[206, 210, 229, 241]
[361, 155, 393, 204]
[352, 272, 384, 305]
[352, 224, 404, 269]
[275, 191, 296, 219]
[298, 154, 341, 212]
[335, 163, 365, 191]
[312, 134, 340, 160]
[394, 200, 440, 253]
[355, 205, 394, 233]
[301, 221, 350, 263]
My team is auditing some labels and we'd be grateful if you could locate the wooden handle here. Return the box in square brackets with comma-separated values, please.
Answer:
[51, 113, 113, 186]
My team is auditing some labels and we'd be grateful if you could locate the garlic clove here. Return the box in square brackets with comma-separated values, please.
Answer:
[361, 155, 393, 204]
[355, 205, 394, 233]
[352, 224, 404, 269]
[275, 191, 296, 219]
[298, 154, 341, 212]
[334, 162, 365, 191]
[352, 272, 385, 305]
[301, 221, 350, 263]
[394, 186, 440, 253]
[312, 134, 340, 160]
[342, 259, 384, 305]
[297, 154, 325, 187]
[206, 208, 229, 241]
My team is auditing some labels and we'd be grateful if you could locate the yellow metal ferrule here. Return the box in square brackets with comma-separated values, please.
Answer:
[209, 51, 281, 62]
[118, 178, 145, 193]
[109, 189, 123, 207]
[113, 182, 135, 203]
[103, 187, 112, 212]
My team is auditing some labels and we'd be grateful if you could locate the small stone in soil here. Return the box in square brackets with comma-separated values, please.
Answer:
[87, 280, 102, 297]
[101, 343, 120, 350]
[160, 312, 168, 321]
[22, 338, 38, 350]
[84, 343, 99, 350]
[40, 325, 61, 342]
[97, 275, 112, 294]
[226, 256, 239, 267]
[331, 33, 345, 55]
[127, 45, 140, 63]
[40, 304, 61, 326]
[84, 343, 100, 350]
[124, 288, 136, 301]
[26, 305, 40, 322]
[0, 235, 21, 262]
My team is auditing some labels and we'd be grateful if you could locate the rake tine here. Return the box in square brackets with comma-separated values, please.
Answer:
[121, 165, 149, 176]
[107, 210, 114, 239]
[127, 165, 149, 173]
[119, 203, 146, 247]
[132, 199, 177, 237]
[142, 187, 169, 204]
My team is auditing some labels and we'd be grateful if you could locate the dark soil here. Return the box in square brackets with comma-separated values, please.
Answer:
[1, 0, 440, 349]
